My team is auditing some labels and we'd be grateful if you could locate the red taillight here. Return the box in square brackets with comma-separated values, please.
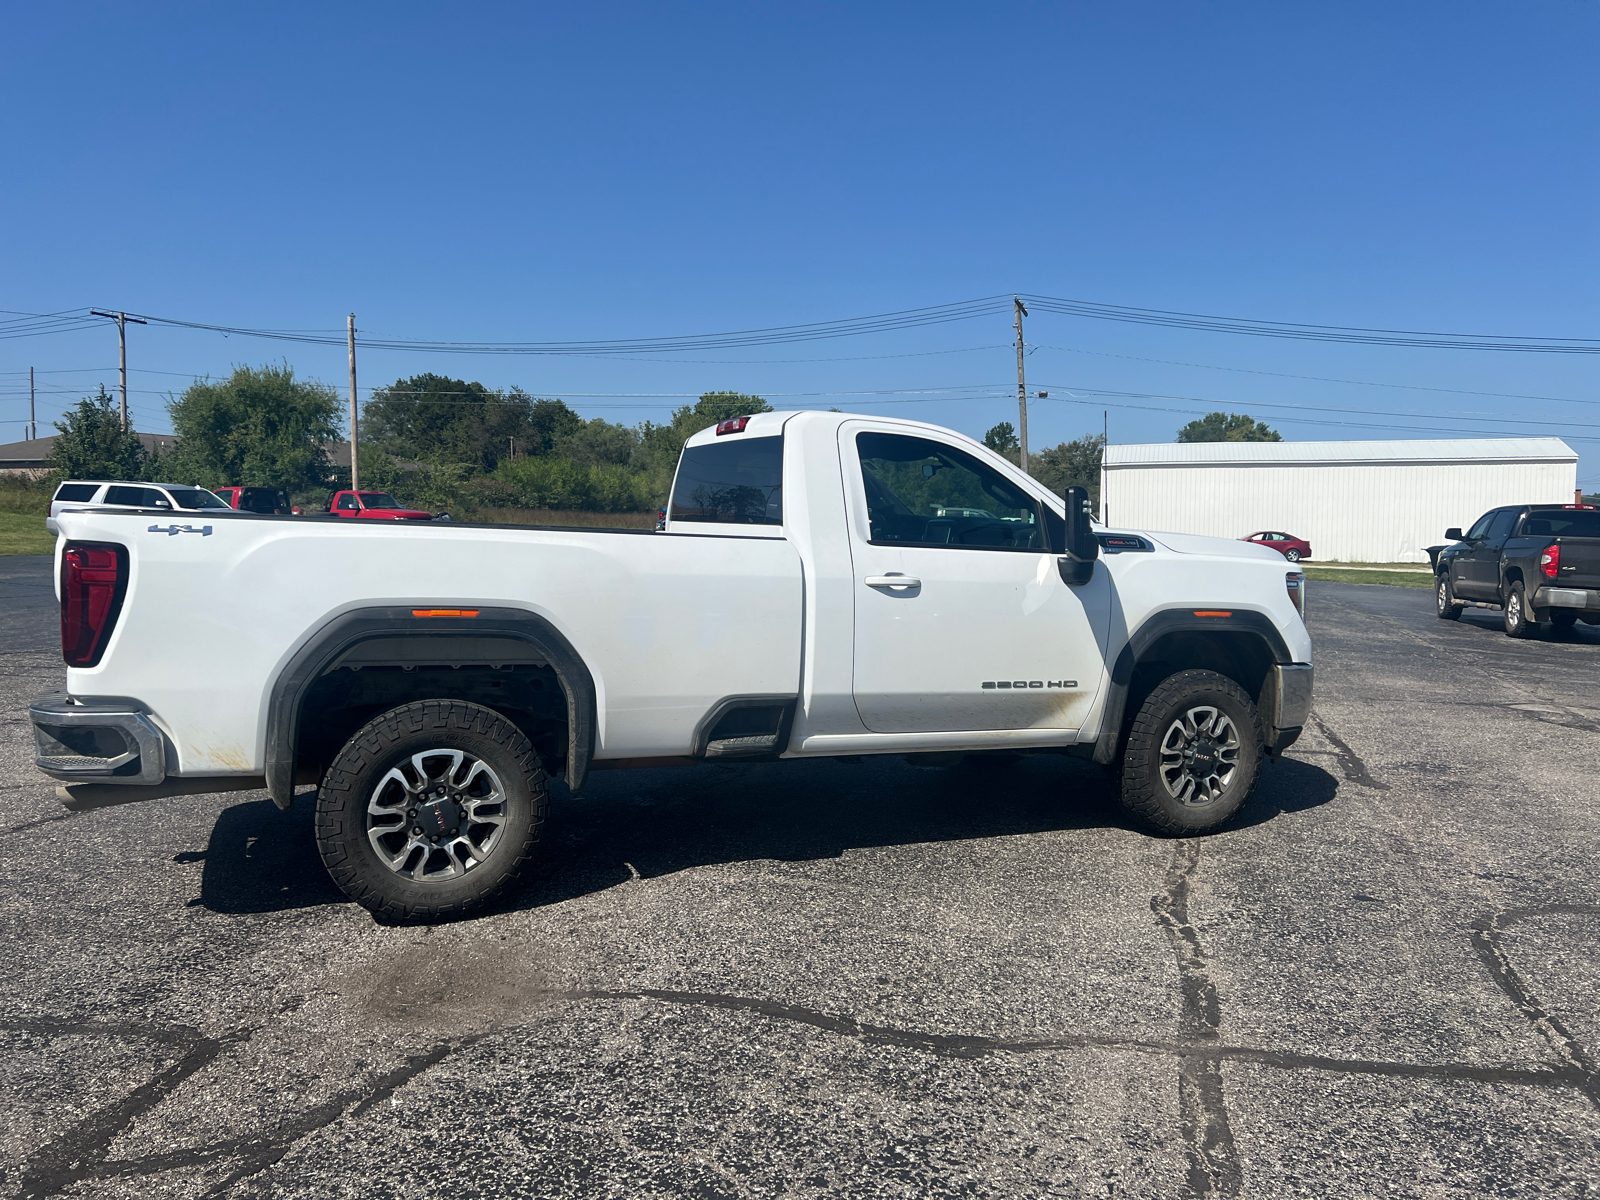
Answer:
[715, 416, 750, 436]
[61, 542, 127, 667]
[1540, 543, 1560, 579]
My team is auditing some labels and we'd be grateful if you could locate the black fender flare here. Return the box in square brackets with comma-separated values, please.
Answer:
[1092, 607, 1293, 764]
[263, 606, 596, 808]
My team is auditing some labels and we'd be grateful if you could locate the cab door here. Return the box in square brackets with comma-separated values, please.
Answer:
[1456, 509, 1511, 598]
[841, 423, 1111, 734]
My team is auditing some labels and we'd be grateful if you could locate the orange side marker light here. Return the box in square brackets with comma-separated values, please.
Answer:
[411, 609, 480, 618]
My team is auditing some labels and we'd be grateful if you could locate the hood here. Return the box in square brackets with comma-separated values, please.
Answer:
[1142, 530, 1285, 562]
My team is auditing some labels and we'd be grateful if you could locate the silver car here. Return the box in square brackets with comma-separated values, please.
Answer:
[47, 480, 233, 536]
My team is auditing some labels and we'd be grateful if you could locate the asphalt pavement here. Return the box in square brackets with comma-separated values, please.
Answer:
[1, 555, 1597, 1199]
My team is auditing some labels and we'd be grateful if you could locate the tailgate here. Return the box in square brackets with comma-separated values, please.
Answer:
[1552, 537, 1600, 588]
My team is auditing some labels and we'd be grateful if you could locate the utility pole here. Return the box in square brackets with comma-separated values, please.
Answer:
[1014, 298, 1030, 472]
[347, 313, 360, 493]
[90, 310, 147, 431]
[29, 367, 35, 442]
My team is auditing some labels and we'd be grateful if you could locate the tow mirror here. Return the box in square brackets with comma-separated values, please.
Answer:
[1058, 485, 1099, 585]
[1445, 527, 1464, 542]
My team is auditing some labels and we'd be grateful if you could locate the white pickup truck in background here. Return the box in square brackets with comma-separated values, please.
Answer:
[32, 411, 1312, 921]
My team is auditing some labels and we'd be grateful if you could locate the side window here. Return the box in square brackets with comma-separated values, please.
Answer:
[855, 432, 1044, 551]
[336, 494, 358, 511]
[54, 483, 99, 503]
[104, 485, 144, 506]
[1486, 510, 1517, 540]
[1465, 512, 1496, 541]
[670, 436, 783, 525]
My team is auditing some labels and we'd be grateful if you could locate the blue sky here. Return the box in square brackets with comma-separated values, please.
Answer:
[3, 3, 1597, 484]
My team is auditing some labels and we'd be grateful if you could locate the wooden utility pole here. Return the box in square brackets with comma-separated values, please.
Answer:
[347, 313, 360, 492]
[1013, 298, 1030, 472]
[29, 367, 35, 441]
[90, 310, 147, 431]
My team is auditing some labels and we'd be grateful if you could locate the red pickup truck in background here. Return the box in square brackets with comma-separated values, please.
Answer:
[327, 490, 436, 521]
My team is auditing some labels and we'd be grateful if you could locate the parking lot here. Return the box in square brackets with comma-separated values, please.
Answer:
[1, 554, 1597, 1200]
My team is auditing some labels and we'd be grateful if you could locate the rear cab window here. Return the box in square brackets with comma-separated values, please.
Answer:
[669, 437, 784, 528]
[1521, 510, 1600, 538]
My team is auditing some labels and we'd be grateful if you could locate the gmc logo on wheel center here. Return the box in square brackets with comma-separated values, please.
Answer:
[982, 680, 1077, 689]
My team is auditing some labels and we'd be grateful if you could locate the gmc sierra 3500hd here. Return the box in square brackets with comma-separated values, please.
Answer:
[32, 411, 1312, 921]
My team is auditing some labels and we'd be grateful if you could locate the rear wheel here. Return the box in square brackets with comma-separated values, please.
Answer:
[315, 700, 546, 922]
[1503, 582, 1536, 639]
[1436, 574, 1463, 620]
[1284, 549, 1301, 562]
[1119, 670, 1264, 835]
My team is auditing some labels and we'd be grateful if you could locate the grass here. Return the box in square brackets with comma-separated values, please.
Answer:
[1303, 566, 1432, 589]
[471, 508, 657, 529]
[0, 510, 54, 556]
[1311, 560, 1432, 572]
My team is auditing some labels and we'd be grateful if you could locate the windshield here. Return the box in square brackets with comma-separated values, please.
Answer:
[164, 488, 231, 510]
[359, 492, 403, 509]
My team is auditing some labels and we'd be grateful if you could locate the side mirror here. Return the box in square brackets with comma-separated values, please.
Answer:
[1058, 485, 1099, 585]
[1445, 527, 1463, 542]
[152, 500, 171, 510]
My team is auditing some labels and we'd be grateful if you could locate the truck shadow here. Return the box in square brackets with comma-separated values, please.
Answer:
[183, 754, 1338, 918]
[498, 752, 1341, 916]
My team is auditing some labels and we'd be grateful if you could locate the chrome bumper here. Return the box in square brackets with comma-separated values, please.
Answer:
[1534, 587, 1600, 611]
[30, 690, 166, 786]
[1268, 663, 1313, 752]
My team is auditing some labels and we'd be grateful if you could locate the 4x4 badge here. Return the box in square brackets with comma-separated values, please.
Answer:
[148, 524, 213, 536]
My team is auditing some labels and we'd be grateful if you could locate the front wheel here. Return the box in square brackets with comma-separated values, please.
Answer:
[1503, 582, 1536, 639]
[1436, 574, 1463, 620]
[1118, 670, 1265, 835]
[316, 700, 547, 922]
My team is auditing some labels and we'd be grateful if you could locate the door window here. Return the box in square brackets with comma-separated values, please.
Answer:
[669, 437, 783, 525]
[336, 494, 358, 511]
[104, 485, 169, 508]
[1464, 512, 1495, 541]
[1486, 510, 1517, 540]
[854, 432, 1044, 550]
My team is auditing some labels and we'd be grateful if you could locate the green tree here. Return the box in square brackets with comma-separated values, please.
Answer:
[163, 365, 341, 491]
[1028, 434, 1106, 509]
[1176, 411, 1282, 442]
[363, 374, 581, 471]
[984, 422, 1019, 454]
[47, 386, 149, 480]
[557, 417, 640, 468]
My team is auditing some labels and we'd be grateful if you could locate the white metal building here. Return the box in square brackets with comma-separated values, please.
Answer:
[1101, 438, 1579, 563]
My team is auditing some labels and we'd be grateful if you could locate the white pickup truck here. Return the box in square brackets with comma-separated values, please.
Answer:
[32, 411, 1312, 921]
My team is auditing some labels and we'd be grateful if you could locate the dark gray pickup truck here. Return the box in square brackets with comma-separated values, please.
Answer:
[1433, 504, 1600, 636]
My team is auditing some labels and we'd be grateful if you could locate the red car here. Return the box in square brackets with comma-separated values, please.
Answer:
[328, 490, 434, 521]
[1241, 530, 1312, 562]
[214, 485, 300, 515]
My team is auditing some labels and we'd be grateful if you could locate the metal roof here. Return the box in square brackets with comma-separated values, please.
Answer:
[1103, 437, 1577, 468]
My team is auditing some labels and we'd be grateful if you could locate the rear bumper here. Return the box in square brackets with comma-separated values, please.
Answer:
[1533, 586, 1600, 611]
[30, 690, 166, 786]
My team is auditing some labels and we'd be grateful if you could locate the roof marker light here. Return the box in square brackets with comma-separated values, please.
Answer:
[715, 417, 751, 436]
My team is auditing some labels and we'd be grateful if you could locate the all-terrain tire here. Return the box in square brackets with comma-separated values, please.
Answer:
[1503, 582, 1536, 639]
[315, 700, 547, 922]
[1435, 573, 1463, 620]
[1119, 669, 1265, 836]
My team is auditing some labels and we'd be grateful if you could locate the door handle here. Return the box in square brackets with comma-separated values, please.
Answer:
[865, 575, 921, 590]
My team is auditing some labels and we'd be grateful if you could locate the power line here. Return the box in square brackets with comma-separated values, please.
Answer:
[1020, 294, 1600, 354]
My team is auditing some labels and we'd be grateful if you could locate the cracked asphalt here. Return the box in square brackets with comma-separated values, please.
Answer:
[2, 552, 1598, 1199]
